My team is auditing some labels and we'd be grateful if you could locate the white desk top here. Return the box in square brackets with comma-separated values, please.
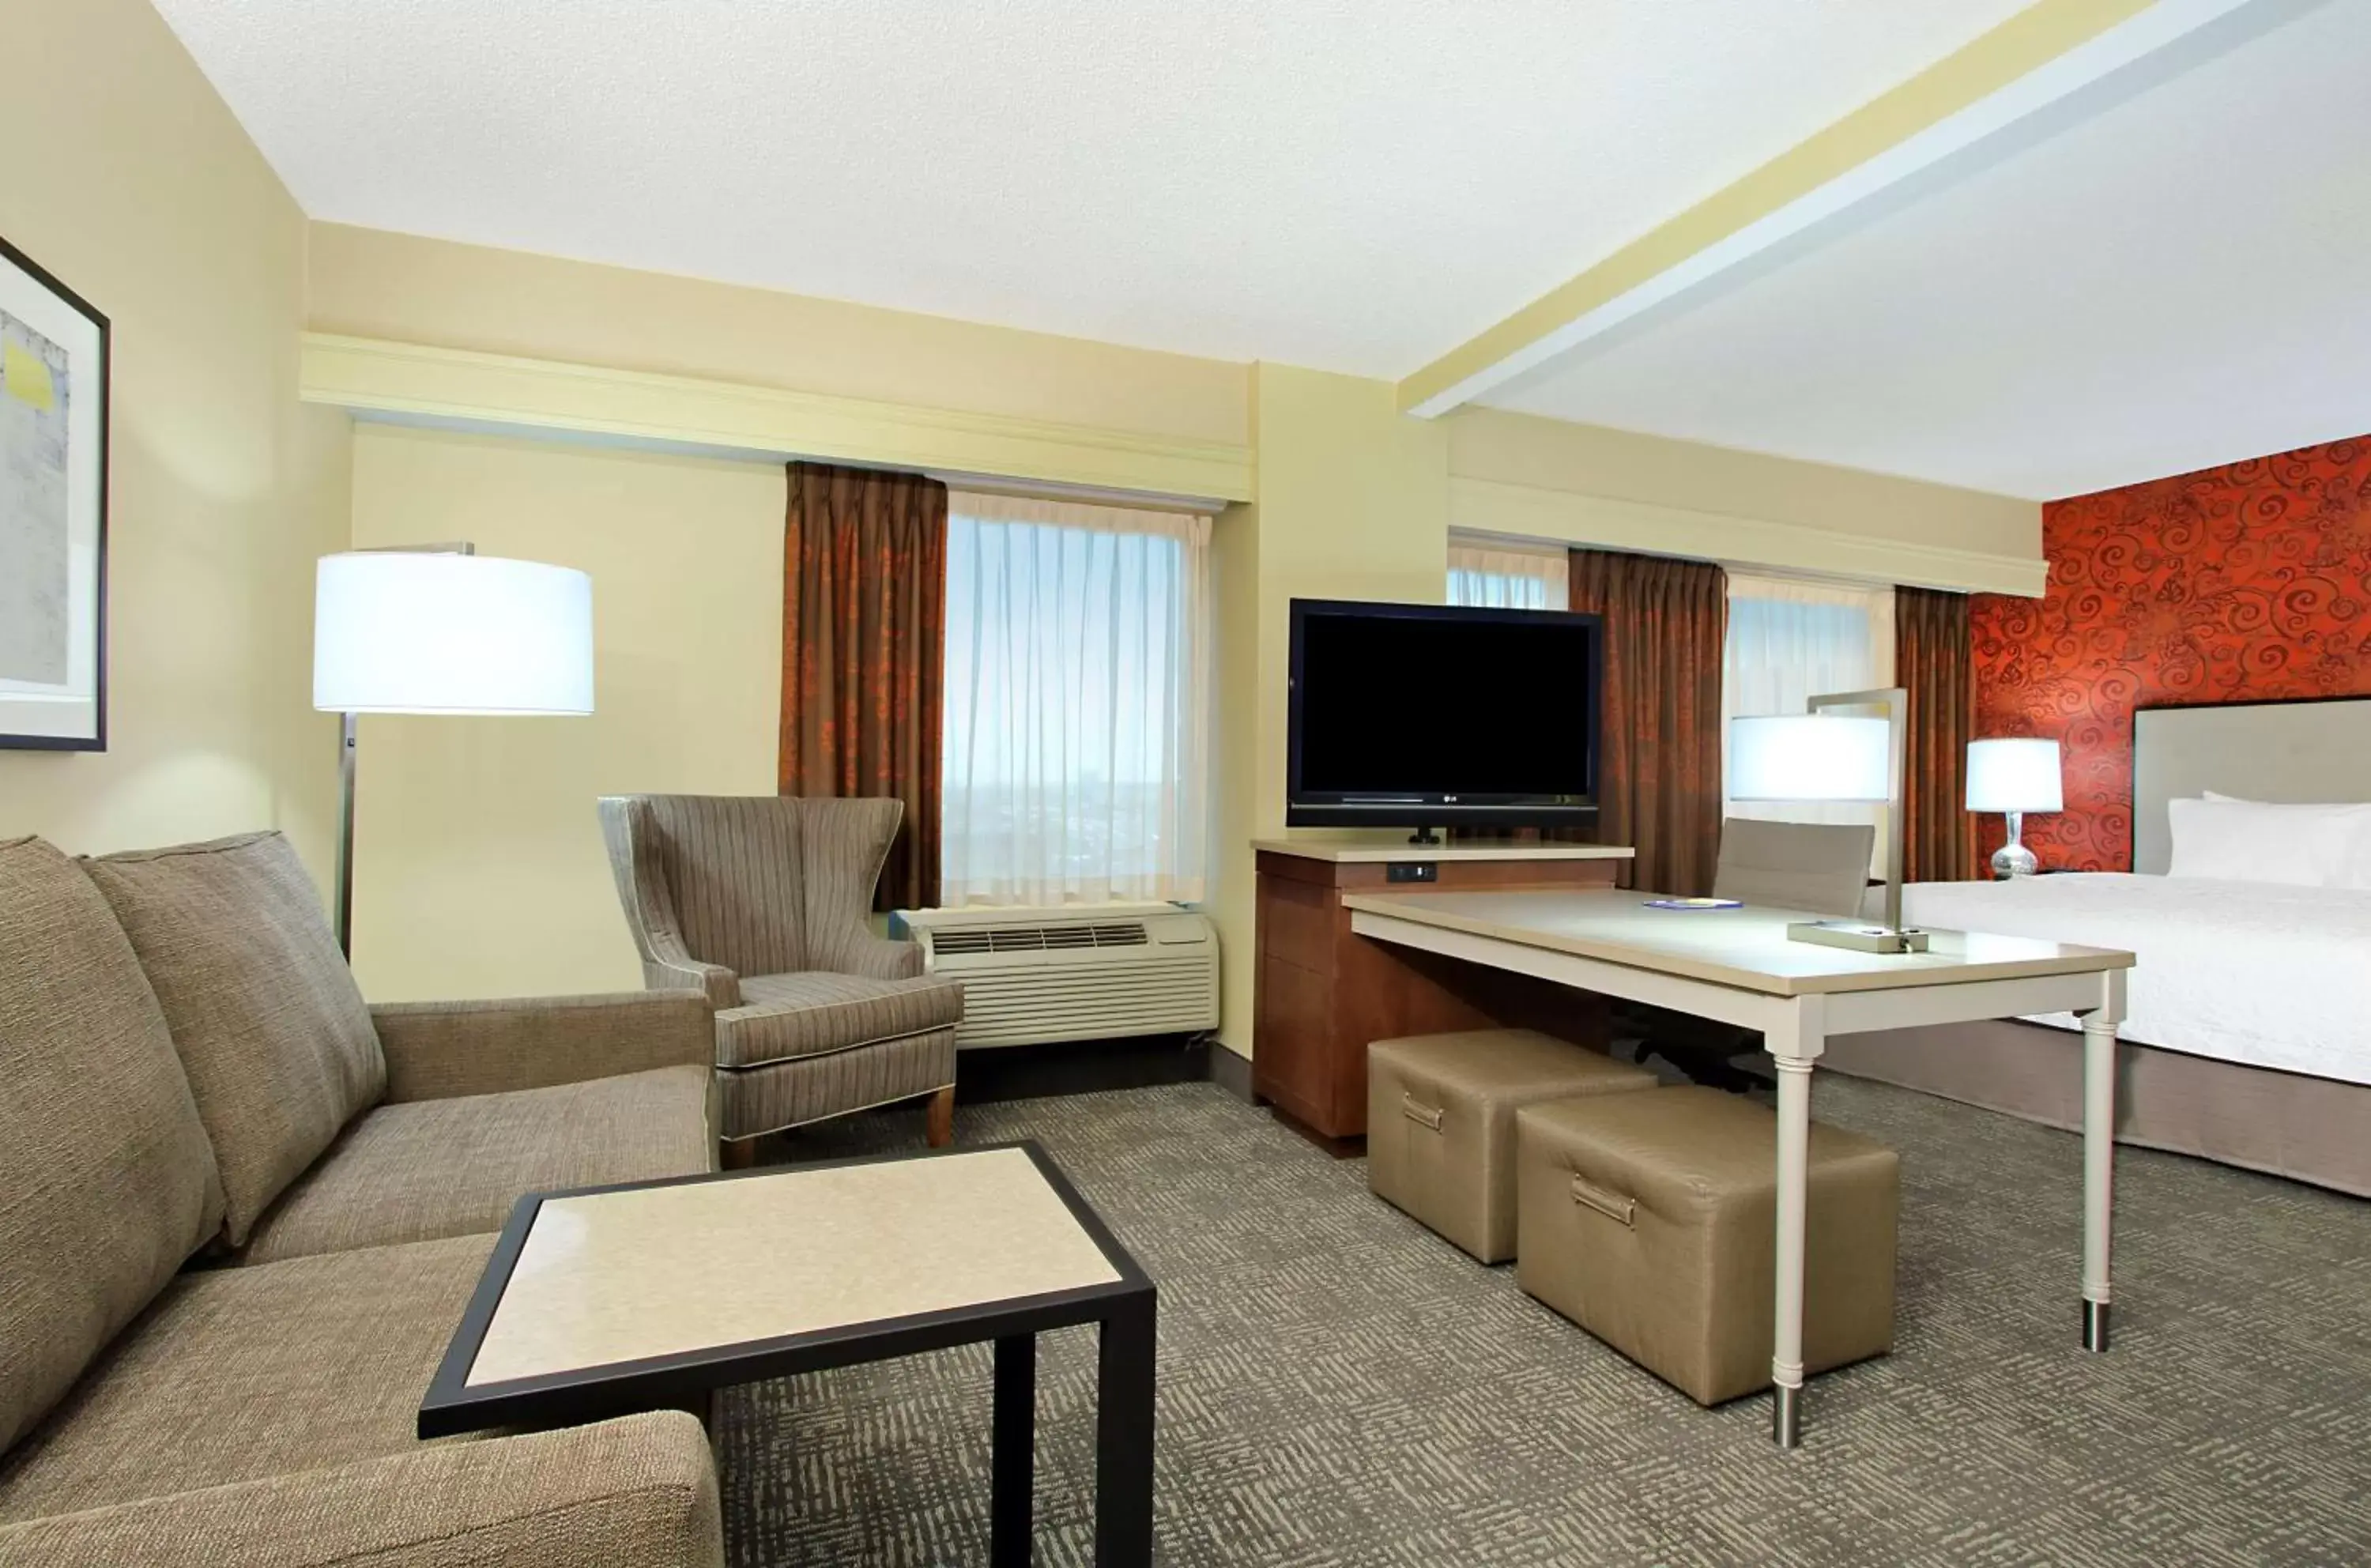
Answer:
[1253, 840, 1634, 864]
[1343, 888, 2132, 998]
[466, 1148, 1121, 1386]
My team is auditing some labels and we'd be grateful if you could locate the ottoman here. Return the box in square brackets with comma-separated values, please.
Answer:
[1367, 1029, 1657, 1263]
[1516, 1086, 1898, 1405]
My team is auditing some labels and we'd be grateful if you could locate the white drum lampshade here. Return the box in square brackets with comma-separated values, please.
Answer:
[314, 552, 594, 715]
[1727, 714, 1892, 804]
[1967, 737, 2061, 878]
[1966, 737, 2064, 813]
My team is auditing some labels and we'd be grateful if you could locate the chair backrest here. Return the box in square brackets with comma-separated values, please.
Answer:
[597, 794, 905, 979]
[791, 797, 908, 974]
[1711, 818, 1875, 918]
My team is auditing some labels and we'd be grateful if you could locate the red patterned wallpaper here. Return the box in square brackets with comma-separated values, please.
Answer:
[1970, 435, 2371, 871]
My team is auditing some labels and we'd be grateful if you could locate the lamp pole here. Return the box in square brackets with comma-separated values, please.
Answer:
[328, 541, 477, 960]
[1807, 686, 1909, 940]
[335, 710, 359, 956]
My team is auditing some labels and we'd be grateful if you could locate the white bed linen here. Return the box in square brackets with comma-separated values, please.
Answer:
[1900, 873, 2371, 1086]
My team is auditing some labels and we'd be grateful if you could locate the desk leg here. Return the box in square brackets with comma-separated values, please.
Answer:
[992, 1334, 1035, 1568]
[1766, 994, 1826, 1449]
[2079, 970, 2127, 1352]
[1095, 1291, 1157, 1567]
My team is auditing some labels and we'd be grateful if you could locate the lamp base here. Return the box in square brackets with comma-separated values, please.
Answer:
[1991, 808, 2040, 879]
[1990, 840, 2039, 879]
[1786, 920, 1931, 956]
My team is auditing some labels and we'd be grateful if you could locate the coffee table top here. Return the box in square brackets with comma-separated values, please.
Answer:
[420, 1141, 1148, 1437]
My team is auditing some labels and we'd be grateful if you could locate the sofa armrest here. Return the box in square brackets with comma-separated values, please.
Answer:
[373, 991, 714, 1102]
[0, 1412, 721, 1568]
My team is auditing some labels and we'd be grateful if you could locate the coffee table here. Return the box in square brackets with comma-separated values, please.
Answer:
[417, 1141, 1156, 1566]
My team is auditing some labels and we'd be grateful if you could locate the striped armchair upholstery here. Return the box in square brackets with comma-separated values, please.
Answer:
[597, 796, 963, 1154]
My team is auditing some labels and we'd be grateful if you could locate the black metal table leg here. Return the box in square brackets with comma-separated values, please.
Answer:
[1094, 1290, 1157, 1567]
[993, 1333, 1036, 1568]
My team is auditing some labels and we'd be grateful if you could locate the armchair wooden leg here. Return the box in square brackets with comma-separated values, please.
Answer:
[925, 1085, 956, 1149]
[719, 1136, 756, 1170]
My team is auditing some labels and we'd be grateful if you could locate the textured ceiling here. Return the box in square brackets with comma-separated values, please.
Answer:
[149, 0, 2026, 376]
[1487, 0, 2371, 499]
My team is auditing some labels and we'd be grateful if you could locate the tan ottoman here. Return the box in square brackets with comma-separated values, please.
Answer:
[1367, 1029, 1656, 1263]
[1516, 1086, 1898, 1405]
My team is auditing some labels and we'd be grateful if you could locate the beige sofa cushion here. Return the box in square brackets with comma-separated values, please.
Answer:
[240, 1064, 714, 1265]
[0, 837, 225, 1456]
[0, 1234, 490, 1518]
[85, 833, 386, 1246]
[0, 1412, 722, 1568]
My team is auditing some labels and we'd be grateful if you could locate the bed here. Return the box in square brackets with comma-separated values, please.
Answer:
[1819, 695, 2371, 1198]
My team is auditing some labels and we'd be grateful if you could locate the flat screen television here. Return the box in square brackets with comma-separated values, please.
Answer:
[1287, 597, 1603, 842]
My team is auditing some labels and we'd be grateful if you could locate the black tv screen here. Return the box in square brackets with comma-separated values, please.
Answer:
[1287, 598, 1601, 835]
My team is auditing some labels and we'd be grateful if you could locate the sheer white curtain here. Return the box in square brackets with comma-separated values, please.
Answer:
[1722, 573, 1897, 873]
[1448, 537, 1569, 610]
[940, 491, 1211, 906]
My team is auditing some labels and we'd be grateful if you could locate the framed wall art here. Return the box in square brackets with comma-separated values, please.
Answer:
[0, 234, 108, 750]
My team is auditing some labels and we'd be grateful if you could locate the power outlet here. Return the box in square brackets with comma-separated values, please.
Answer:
[1385, 861, 1439, 884]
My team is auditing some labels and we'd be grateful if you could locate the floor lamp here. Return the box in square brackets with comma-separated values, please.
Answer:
[312, 545, 595, 957]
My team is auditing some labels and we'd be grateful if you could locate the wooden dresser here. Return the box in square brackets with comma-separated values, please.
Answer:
[1250, 842, 1634, 1144]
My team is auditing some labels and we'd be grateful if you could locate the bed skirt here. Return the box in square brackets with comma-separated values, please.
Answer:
[1819, 1021, 2371, 1200]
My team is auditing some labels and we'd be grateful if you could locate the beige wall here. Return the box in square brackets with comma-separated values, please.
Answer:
[0, 0, 350, 880]
[346, 425, 784, 1001]
[1446, 408, 2042, 594]
[309, 224, 1250, 450]
[1208, 366, 1451, 1057]
[303, 230, 2044, 1029]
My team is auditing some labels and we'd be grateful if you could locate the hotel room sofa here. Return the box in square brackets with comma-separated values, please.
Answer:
[0, 831, 726, 1566]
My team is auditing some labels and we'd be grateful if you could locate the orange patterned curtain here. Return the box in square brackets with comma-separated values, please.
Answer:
[780, 463, 947, 910]
[1896, 585, 1977, 883]
[1568, 548, 1728, 896]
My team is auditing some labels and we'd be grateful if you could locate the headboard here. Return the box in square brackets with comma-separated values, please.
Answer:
[2131, 696, 2371, 873]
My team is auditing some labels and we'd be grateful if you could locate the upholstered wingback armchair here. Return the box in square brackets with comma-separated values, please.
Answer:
[598, 794, 964, 1163]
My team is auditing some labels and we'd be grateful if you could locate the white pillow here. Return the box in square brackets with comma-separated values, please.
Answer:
[2166, 796, 2371, 888]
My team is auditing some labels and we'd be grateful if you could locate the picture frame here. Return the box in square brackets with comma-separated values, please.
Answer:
[0, 233, 109, 751]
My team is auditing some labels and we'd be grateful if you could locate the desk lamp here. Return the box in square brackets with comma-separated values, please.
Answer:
[1728, 687, 1926, 955]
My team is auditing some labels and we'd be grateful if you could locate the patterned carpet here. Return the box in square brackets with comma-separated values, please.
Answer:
[717, 1074, 2371, 1567]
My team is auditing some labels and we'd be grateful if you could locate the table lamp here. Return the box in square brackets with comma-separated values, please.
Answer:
[1966, 737, 2062, 879]
[313, 545, 594, 956]
[1728, 686, 1928, 955]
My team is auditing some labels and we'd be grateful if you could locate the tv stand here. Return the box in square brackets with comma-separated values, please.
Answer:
[1406, 827, 1443, 846]
[1248, 841, 1636, 1144]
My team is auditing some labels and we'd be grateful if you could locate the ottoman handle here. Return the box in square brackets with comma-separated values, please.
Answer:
[1400, 1093, 1445, 1132]
[1570, 1174, 1636, 1227]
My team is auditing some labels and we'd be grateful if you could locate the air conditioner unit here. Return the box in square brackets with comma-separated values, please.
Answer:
[889, 903, 1219, 1049]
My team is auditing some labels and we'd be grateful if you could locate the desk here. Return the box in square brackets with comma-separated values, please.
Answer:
[1342, 888, 2132, 1449]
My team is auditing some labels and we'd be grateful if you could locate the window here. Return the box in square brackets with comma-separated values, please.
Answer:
[1722, 572, 1896, 873]
[1448, 537, 1569, 611]
[940, 491, 1211, 906]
